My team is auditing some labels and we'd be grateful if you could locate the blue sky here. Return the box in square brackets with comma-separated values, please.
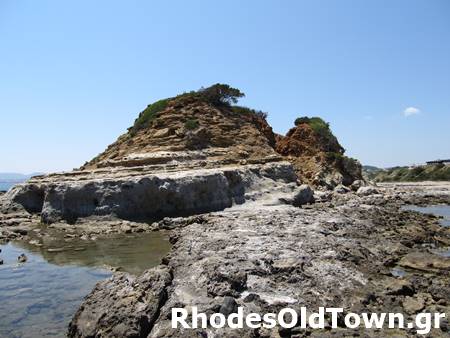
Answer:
[1, 0, 449, 173]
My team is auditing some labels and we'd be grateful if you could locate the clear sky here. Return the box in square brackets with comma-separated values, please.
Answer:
[1, 0, 449, 173]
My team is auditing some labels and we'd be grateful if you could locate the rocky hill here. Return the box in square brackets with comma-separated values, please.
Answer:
[1, 84, 362, 228]
[82, 85, 362, 188]
[276, 117, 362, 188]
[82, 85, 280, 170]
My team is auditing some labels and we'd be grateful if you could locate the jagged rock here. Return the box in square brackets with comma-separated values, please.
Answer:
[11, 227, 28, 235]
[313, 190, 332, 202]
[68, 266, 172, 338]
[384, 278, 415, 296]
[18, 253, 27, 263]
[334, 184, 351, 194]
[280, 184, 314, 206]
[219, 296, 238, 316]
[275, 118, 363, 188]
[185, 127, 211, 149]
[350, 179, 365, 191]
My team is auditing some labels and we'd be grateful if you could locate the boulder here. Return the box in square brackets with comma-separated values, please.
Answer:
[18, 253, 27, 263]
[292, 184, 314, 206]
[279, 184, 314, 206]
[68, 266, 172, 338]
[356, 186, 380, 196]
[350, 179, 365, 191]
[334, 184, 351, 194]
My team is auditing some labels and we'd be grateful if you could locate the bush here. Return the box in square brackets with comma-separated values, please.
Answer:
[198, 83, 245, 106]
[295, 116, 344, 153]
[128, 84, 246, 133]
[295, 116, 328, 132]
[184, 119, 199, 130]
[131, 98, 170, 132]
[231, 106, 268, 119]
[294, 117, 311, 125]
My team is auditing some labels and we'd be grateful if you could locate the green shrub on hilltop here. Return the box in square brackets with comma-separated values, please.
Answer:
[198, 83, 245, 106]
[295, 116, 344, 153]
[129, 84, 247, 133]
[295, 116, 329, 135]
[231, 106, 268, 120]
[131, 98, 170, 133]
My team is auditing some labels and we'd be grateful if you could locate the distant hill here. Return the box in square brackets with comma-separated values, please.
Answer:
[0, 172, 43, 191]
[362, 165, 383, 180]
[364, 164, 450, 182]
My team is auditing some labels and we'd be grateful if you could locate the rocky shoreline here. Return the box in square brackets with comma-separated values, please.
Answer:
[67, 183, 450, 337]
[1, 86, 449, 337]
[0, 161, 315, 243]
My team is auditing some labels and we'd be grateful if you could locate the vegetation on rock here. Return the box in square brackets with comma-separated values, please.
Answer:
[184, 119, 199, 130]
[198, 83, 245, 106]
[129, 84, 247, 134]
[131, 99, 170, 133]
[294, 117, 344, 154]
[84, 84, 362, 188]
[276, 117, 362, 186]
[231, 106, 268, 120]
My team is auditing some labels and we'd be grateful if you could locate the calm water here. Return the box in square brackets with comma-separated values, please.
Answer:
[403, 204, 450, 227]
[0, 182, 15, 191]
[402, 204, 450, 258]
[0, 232, 170, 338]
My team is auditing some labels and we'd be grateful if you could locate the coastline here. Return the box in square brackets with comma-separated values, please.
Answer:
[69, 182, 450, 337]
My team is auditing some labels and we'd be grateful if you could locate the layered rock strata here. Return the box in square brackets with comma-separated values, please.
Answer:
[2, 161, 309, 224]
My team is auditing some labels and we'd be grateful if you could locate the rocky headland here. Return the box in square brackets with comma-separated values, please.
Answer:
[0, 84, 359, 241]
[0, 84, 449, 337]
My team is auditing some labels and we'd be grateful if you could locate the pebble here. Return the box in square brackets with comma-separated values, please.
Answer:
[18, 253, 27, 263]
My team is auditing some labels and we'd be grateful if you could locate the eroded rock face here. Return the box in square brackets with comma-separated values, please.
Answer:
[8, 184, 45, 213]
[68, 266, 172, 338]
[275, 121, 363, 188]
[82, 98, 279, 170]
[4, 162, 302, 224]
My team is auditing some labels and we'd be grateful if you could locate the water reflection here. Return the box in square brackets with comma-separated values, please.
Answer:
[402, 204, 450, 258]
[14, 231, 171, 275]
[403, 204, 450, 227]
[0, 232, 170, 337]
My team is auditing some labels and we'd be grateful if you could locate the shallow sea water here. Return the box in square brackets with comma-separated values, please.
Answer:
[0, 232, 170, 337]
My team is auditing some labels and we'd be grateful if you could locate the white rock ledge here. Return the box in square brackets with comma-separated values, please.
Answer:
[4, 162, 310, 224]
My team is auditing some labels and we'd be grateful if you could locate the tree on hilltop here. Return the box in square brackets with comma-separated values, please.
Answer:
[199, 83, 245, 106]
